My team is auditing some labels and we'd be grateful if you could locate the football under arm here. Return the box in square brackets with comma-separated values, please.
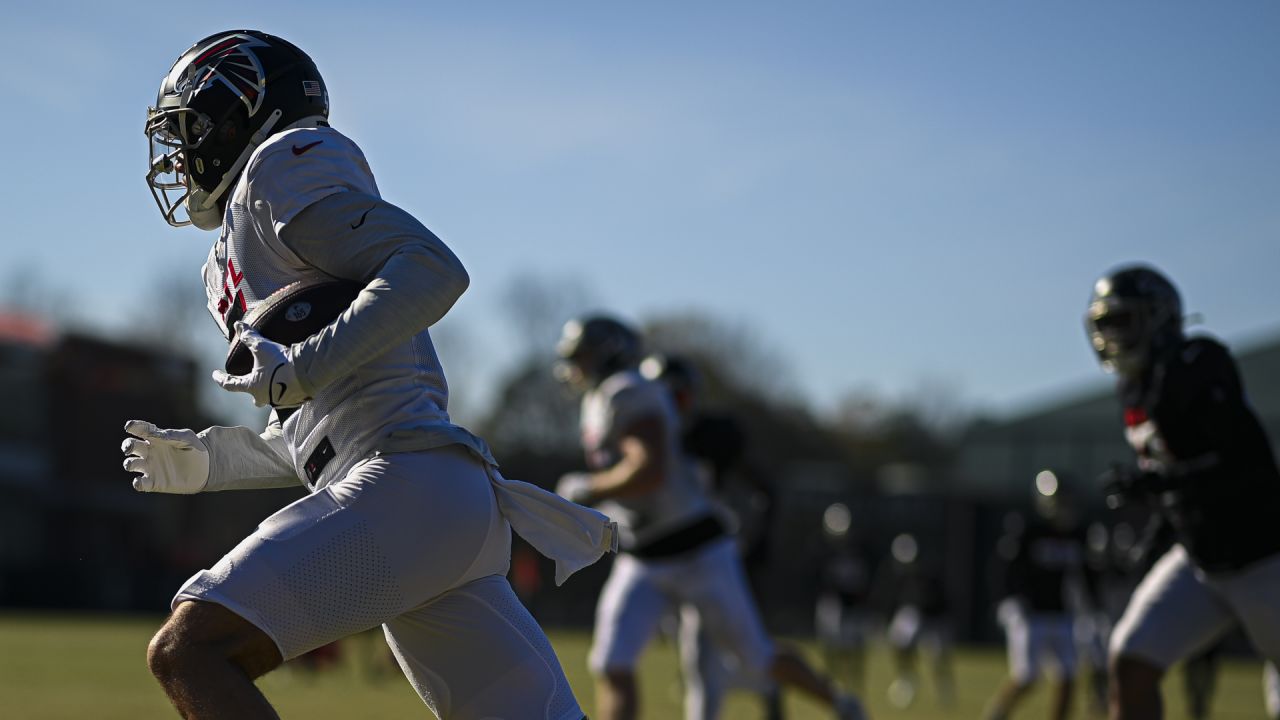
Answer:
[198, 422, 303, 491]
[277, 190, 470, 395]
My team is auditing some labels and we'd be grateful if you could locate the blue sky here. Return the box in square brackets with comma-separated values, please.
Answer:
[2, 1, 1278, 424]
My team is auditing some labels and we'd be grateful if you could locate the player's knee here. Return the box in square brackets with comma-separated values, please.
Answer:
[146, 621, 185, 684]
[151, 601, 282, 681]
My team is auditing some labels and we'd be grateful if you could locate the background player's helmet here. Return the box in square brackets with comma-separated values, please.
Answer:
[640, 353, 701, 415]
[555, 315, 642, 388]
[146, 30, 329, 229]
[1033, 469, 1077, 530]
[1085, 264, 1183, 376]
[890, 533, 919, 565]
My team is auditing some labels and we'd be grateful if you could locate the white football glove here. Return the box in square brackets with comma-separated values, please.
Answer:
[211, 323, 310, 408]
[121, 420, 210, 494]
[556, 472, 595, 505]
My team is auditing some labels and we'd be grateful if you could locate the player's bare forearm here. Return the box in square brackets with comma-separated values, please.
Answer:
[586, 419, 668, 502]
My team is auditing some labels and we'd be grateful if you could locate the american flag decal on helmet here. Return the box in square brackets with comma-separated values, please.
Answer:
[302, 80, 323, 97]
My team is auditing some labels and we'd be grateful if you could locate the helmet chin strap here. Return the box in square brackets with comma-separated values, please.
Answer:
[185, 108, 284, 230]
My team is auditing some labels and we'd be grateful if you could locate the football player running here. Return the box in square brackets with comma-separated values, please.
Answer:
[984, 472, 1098, 720]
[1086, 264, 1280, 720]
[130, 30, 616, 720]
[553, 316, 867, 720]
[642, 353, 786, 720]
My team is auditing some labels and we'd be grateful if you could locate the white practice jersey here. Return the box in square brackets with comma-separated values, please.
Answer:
[202, 125, 488, 489]
[581, 369, 714, 549]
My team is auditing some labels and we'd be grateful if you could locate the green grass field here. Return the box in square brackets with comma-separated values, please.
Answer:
[0, 612, 1268, 719]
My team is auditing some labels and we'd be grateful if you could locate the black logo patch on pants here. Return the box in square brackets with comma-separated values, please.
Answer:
[304, 437, 336, 485]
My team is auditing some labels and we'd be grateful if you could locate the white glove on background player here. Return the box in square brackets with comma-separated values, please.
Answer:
[556, 472, 595, 505]
[121, 420, 210, 494]
[212, 323, 310, 408]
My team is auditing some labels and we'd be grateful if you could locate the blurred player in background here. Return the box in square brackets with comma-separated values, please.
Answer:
[984, 471, 1099, 720]
[814, 503, 874, 697]
[875, 532, 955, 711]
[1076, 521, 1119, 717]
[555, 316, 867, 720]
[130, 29, 615, 719]
[641, 353, 786, 720]
[1086, 264, 1280, 720]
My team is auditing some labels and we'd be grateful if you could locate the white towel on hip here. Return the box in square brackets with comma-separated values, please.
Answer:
[488, 467, 618, 585]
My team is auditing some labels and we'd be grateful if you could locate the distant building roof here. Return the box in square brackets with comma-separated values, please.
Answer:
[0, 312, 56, 348]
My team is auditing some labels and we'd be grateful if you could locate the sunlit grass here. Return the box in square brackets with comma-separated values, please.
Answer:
[0, 612, 1267, 718]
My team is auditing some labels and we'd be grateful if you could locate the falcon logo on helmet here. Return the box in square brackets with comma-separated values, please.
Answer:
[187, 34, 269, 118]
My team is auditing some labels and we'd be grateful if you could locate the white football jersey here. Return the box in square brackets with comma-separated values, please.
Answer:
[202, 125, 488, 489]
[580, 369, 714, 548]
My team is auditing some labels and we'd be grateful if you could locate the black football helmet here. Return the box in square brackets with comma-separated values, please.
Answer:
[146, 30, 329, 229]
[1085, 264, 1183, 376]
[1033, 469, 1078, 529]
[555, 315, 642, 388]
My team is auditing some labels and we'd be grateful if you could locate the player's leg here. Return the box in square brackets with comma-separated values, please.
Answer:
[1076, 612, 1110, 716]
[147, 600, 283, 719]
[337, 447, 584, 719]
[1263, 661, 1280, 720]
[149, 475, 384, 719]
[886, 605, 923, 708]
[383, 575, 583, 720]
[1181, 646, 1219, 720]
[165, 446, 572, 717]
[1108, 545, 1236, 720]
[922, 622, 956, 707]
[677, 603, 724, 720]
[1212, 550, 1280, 666]
[1047, 617, 1078, 720]
[677, 538, 864, 718]
[984, 612, 1039, 720]
[587, 553, 668, 720]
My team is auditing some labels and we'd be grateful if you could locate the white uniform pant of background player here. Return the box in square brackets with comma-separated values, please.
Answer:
[588, 537, 774, 720]
[677, 602, 779, 720]
[1264, 661, 1280, 719]
[1003, 612, 1077, 684]
[1110, 544, 1280, 672]
[174, 446, 582, 720]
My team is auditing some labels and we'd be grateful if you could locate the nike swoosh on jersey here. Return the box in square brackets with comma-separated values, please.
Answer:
[292, 140, 323, 156]
[351, 207, 374, 230]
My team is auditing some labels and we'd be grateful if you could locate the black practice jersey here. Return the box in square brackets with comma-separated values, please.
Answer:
[997, 519, 1095, 614]
[819, 547, 873, 607]
[683, 412, 746, 489]
[1118, 337, 1280, 571]
[875, 561, 949, 618]
[683, 411, 778, 564]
